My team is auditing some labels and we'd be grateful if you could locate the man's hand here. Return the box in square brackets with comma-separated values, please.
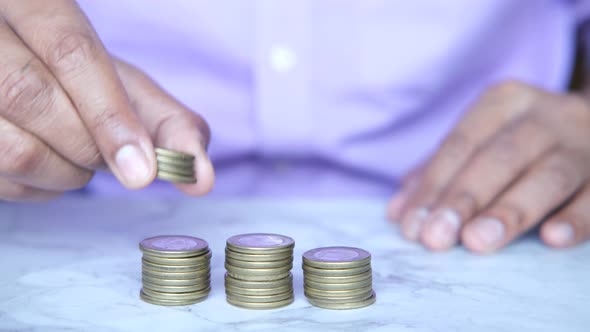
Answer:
[0, 0, 214, 201]
[387, 81, 590, 253]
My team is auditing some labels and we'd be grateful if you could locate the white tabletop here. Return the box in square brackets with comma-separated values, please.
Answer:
[0, 197, 587, 332]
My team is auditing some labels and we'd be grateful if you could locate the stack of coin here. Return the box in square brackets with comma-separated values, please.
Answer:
[302, 247, 376, 310]
[155, 148, 196, 184]
[139, 235, 211, 306]
[224, 233, 295, 309]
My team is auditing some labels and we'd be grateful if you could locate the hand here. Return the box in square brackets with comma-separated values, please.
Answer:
[0, 0, 214, 201]
[387, 81, 590, 253]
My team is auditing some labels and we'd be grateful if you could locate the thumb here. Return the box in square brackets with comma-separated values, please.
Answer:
[114, 59, 215, 196]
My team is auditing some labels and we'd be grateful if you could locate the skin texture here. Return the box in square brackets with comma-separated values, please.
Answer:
[388, 81, 590, 253]
[0, 0, 214, 201]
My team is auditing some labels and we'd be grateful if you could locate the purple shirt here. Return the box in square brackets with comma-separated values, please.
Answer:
[80, 1, 581, 196]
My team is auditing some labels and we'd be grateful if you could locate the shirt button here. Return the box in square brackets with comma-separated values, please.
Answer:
[269, 43, 297, 74]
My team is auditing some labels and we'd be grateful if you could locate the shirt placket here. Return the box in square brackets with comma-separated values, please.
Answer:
[253, 0, 313, 157]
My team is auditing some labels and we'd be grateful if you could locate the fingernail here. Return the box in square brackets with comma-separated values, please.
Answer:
[470, 217, 505, 249]
[546, 221, 574, 246]
[387, 193, 407, 221]
[404, 208, 429, 240]
[115, 144, 151, 187]
[423, 208, 461, 249]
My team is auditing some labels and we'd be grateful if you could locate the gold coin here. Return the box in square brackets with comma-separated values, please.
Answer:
[304, 270, 372, 284]
[225, 248, 293, 262]
[142, 274, 210, 286]
[224, 273, 292, 289]
[226, 290, 293, 303]
[156, 163, 195, 176]
[155, 148, 195, 160]
[142, 286, 211, 300]
[225, 262, 292, 276]
[142, 259, 208, 272]
[225, 284, 293, 296]
[225, 257, 293, 269]
[157, 170, 196, 184]
[143, 251, 211, 266]
[143, 281, 210, 293]
[304, 278, 372, 291]
[226, 296, 294, 310]
[304, 285, 374, 299]
[302, 263, 371, 277]
[142, 268, 210, 280]
[307, 291, 376, 310]
[226, 271, 292, 282]
[140, 289, 206, 306]
[156, 154, 194, 166]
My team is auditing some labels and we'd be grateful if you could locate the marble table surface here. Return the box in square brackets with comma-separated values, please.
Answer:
[0, 197, 587, 332]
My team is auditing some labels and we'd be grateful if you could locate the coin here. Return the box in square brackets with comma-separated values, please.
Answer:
[142, 281, 210, 293]
[225, 248, 293, 262]
[226, 296, 294, 310]
[304, 270, 372, 284]
[226, 271, 292, 282]
[226, 233, 294, 254]
[156, 154, 194, 166]
[142, 259, 209, 272]
[142, 268, 210, 280]
[143, 252, 211, 266]
[304, 285, 374, 299]
[225, 256, 293, 269]
[224, 273, 293, 289]
[226, 291, 293, 304]
[303, 247, 371, 269]
[225, 262, 292, 276]
[140, 235, 209, 258]
[304, 278, 372, 291]
[142, 286, 211, 300]
[302, 263, 371, 277]
[142, 274, 209, 287]
[225, 284, 293, 296]
[155, 148, 195, 160]
[156, 163, 195, 176]
[307, 291, 376, 310]
[157, 170, 196, 184]
[140, 290, 205, 306]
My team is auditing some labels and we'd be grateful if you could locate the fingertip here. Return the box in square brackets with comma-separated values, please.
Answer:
[400, 208, 429, 241]
[387, 192, 407, 222]
[461, 217, 505, 254]
[541, 220, 575, 248]
[419, 209, 460, 251]
[113, 143, 156, 189]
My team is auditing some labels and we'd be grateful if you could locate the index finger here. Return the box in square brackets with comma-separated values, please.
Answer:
[0, 0, 156, 188]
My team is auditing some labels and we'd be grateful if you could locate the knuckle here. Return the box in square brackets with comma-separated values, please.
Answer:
[0, 60, 55, 117]
[47, 31, 98, 73]
[560, 95, 590, 126]
[486, 134, 518, 163]
[438, 130, 474, 161]
[0, 138, 44, 176]
[486, 80, 532, 98]
[90, 108, 124, 135]
[75, 144, 104, 169]
[541, 152, 582, 194]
